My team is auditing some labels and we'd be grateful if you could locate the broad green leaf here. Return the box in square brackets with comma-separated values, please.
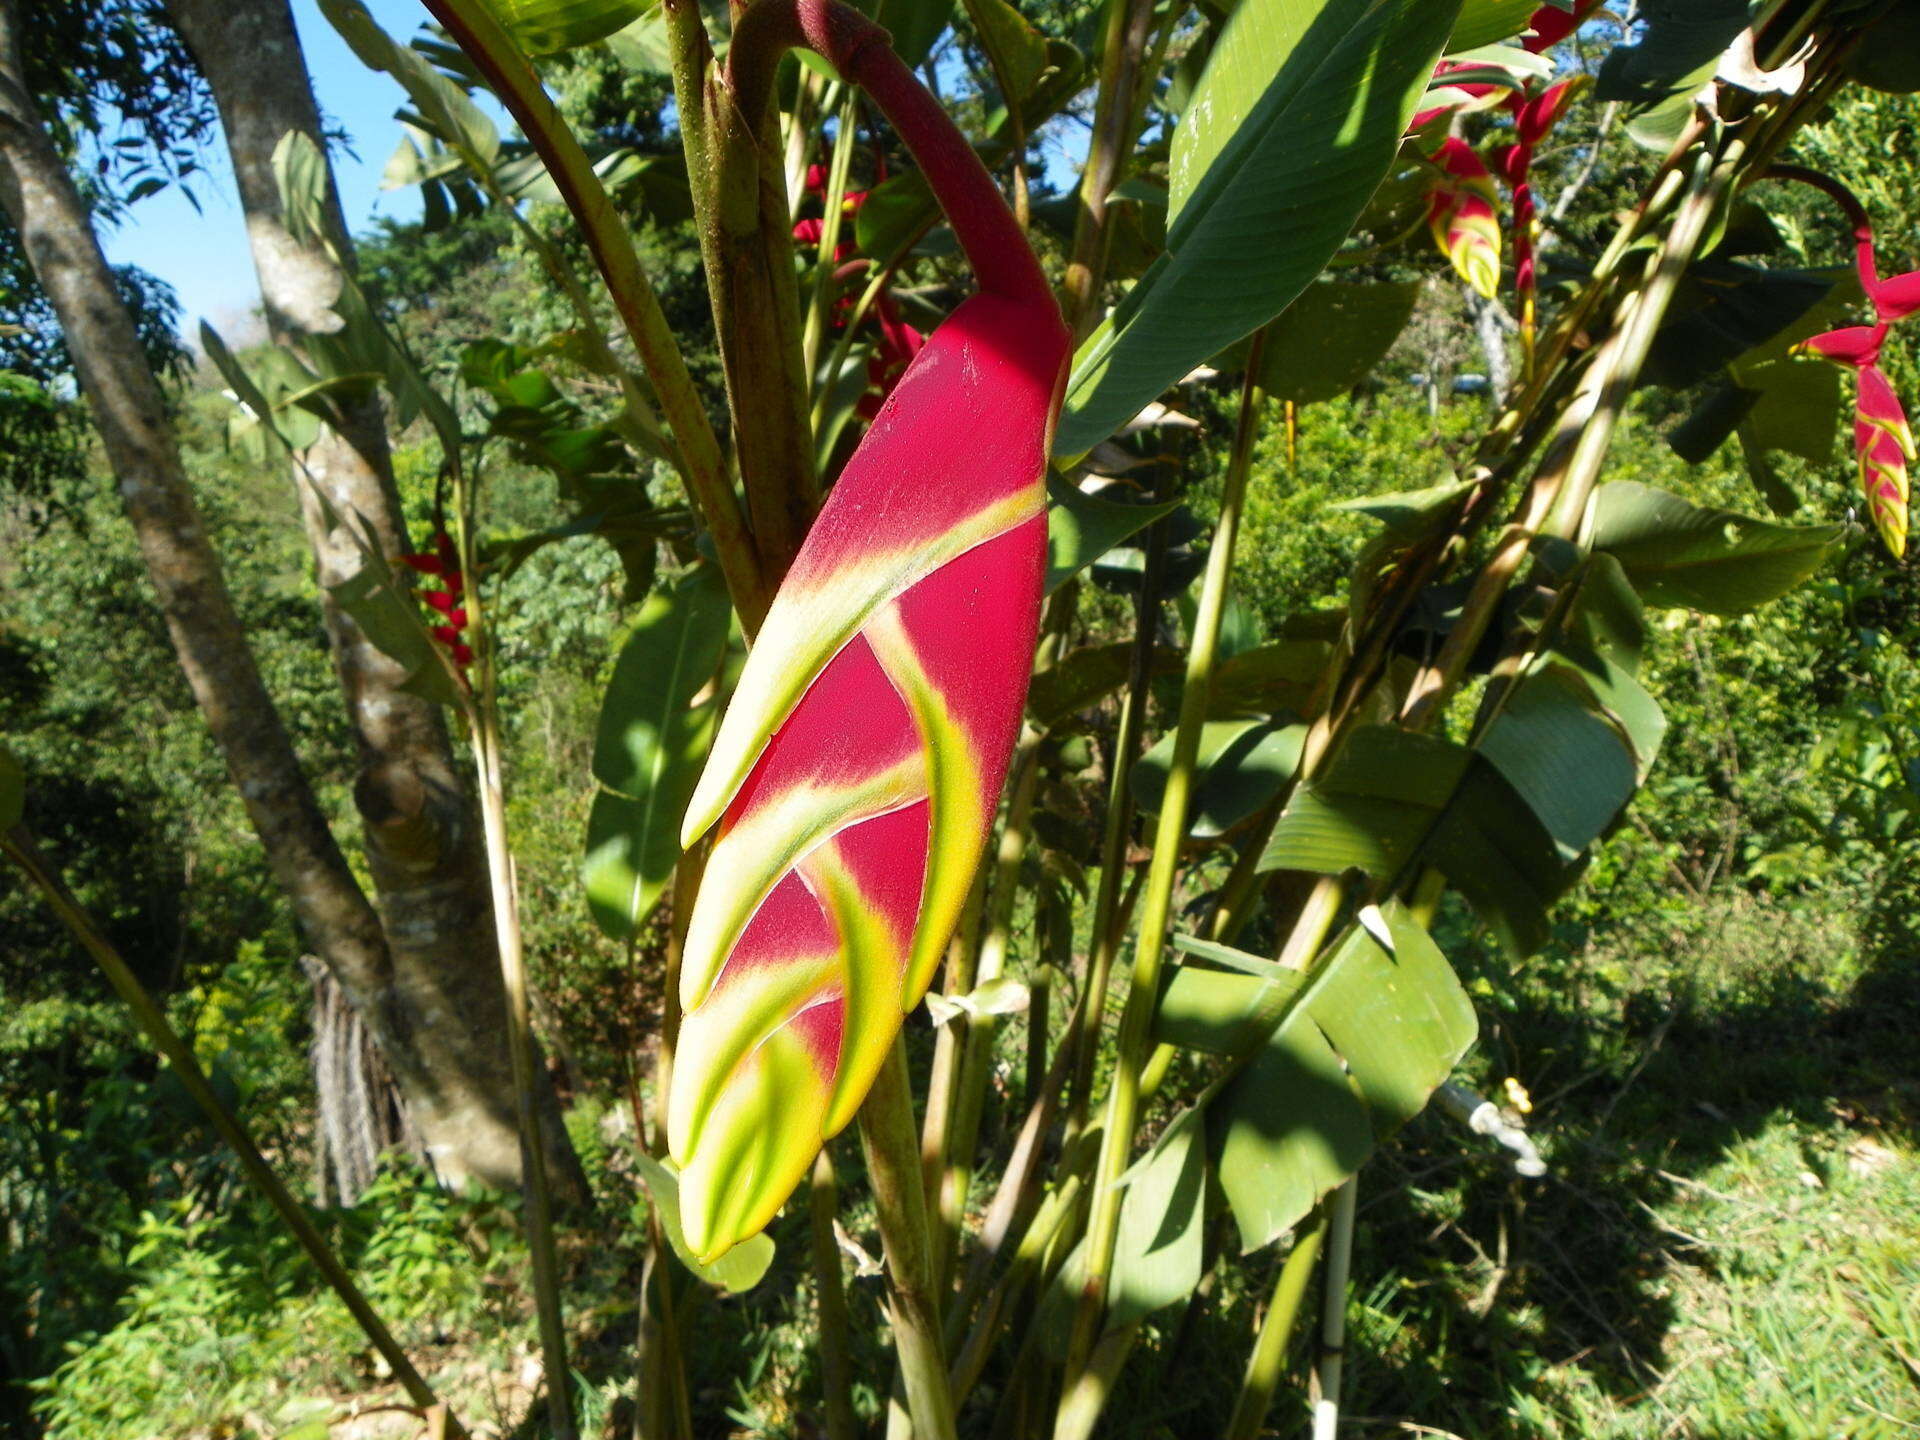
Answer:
[1154, 964, 1301, 1053]
[633, 1152, 774, 1292]
[0, 741, 23, 830]
[1211, 902, 1476, 1252]
[584, 566, 732, 940]
[1735, 357, 1841, 466]
[1587, 481, 1847, 614]
[1478, 669, 1639, 856]
[967, 0, 1051, 104]
[1597, 0, 1752, 104]
[1056, 0, 1463, 457]
[271, 130, 334, 255]
[1045, 475, 1180, 595]
[1261, 726, 1576, 954]
[1645, 262, 1839, 391]
[483, 0, 650, 54]
[1132, 718, 1305, 839]
[1333, 476, 1479, 535]
[1252, 281, 1422, 406]
[1544, 554, 1666, 780]
[605, 6, 672, 71]
[1208, 638, 1331, 718]
[1447, 0, 1543, 53]
[1108, 1110, 1209, 1327]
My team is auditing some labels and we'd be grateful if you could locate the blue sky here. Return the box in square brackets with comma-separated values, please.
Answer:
[98, 0, 443, 341]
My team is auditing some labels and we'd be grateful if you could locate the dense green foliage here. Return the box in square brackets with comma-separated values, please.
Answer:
[7, 2, 1920, 1437]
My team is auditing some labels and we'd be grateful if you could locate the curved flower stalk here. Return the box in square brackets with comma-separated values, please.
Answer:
[667, 0, 1070, 1262]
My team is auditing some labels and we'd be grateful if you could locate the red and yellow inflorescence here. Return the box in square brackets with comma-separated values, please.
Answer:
[667, 0, 1071, 1262]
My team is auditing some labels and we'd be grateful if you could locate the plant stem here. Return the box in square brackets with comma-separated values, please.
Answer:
[420, 0, 764, 631]
[1061, 0, 1160, 336]
[456, 463, 576, 1440]
[1058, 337, 1270, 1416]
[810, 1150, 860, 1440]
[469, 702, 576, 1440]
[1, 826, 466, 1437]
[858, 1037, 960, 1440]
[1065, 514, 1169, 1135]
[1311, 1178, 1359, 1440]
[1225, 1209, 1329, 1440]
[803, 90, 862, 378]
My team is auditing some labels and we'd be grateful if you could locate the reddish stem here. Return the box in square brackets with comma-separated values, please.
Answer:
[725, 0, 1057, 319]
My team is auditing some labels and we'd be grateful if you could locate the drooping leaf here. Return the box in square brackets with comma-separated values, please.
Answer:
[1132, 718, 1305, 839]
[1108, 1110, 1209, 1327]
[583, 566, 732, 941]
[968, 0, 1051, 104]
[1261, 725, 1578, 955]
[323, 0, 501, 168]
[1055, 0, 1463, 457]
[1447, 0, 1542, 52]
[1204, 903, 1476, 1253]
[1208, 638, 1332, 717]
[481, 0, 651, 54]
[1045, 474, 1180, 595]
[310, 493, 462, 707]
[1587, 481, 1847, 614]
[1477, 668, 1640, 857]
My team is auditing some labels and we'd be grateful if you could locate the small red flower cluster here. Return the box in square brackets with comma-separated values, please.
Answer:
[398, 530, 474, 668]
[792, 162, 925, 421]
[1410, 3, 1596, 310]
[1799, 226, 1920, 557]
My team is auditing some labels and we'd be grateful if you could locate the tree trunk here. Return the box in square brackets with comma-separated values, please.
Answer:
[0, 0, 581, 1201]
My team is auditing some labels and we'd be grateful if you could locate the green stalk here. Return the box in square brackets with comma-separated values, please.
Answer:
[1064, 515, 1170, 1136]
[465, 587, 576, 1440]
[1, 827, 466, 1438]
[810, 1150, 860, 1440]
[1061, 0, 1161, 336]
[420, 0, 763, 631]
[1057, 339, 1270, 1412]
[858, 1037, 960, 1440]
[1310, 1179, 1359, 1440]
[1224, 1209, 1329, 1440]
[803, 91, 863, 379]
[919, 862, 991, 1210]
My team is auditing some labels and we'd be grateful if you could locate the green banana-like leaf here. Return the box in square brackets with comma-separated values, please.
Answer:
[1587, 482, 1849, 615]
[1210, 902, 1477, 1252]
[1132, 718, 1305, 839]
[1260, 727, 1578, 956]
[1045, 475, 1180, 595]
[482, 0, 651, 55]
[1055, 0, 1463, 457]
[583, 566, 733, 941]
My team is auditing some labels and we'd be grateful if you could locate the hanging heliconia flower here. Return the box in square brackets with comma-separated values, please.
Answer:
[1427, 137, 1502, 300]
[667, 0, 1070, 1261]
[399, 529, 474, 668]
[1498, 77, 1583, 363]
[1789, 176, 1920, 559]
